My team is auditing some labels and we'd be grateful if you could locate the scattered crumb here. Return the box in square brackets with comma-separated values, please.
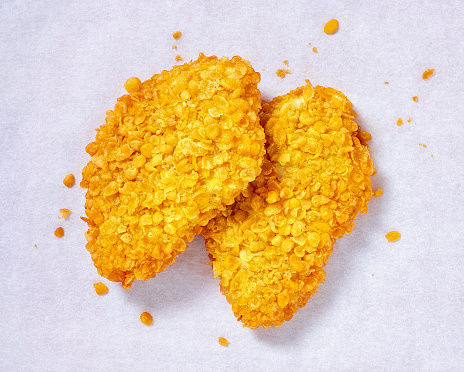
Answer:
[59, 208, 71, 219]
[283, 60, 289, 66]
[93, 282, 109, 295]
[80, 216, 91, 223]
[407, 117, 412, 123]
[308, 42, 311, 45]
[262, 68, 265, 71]
[124, 77, 141, 93]
[276, 69, 291, 78]
[175, 54, 183, 61]
[305, 79, 310, 84]
[140, 312, 153, 325]
[34, 244, 37, 248]
[312, 47, 318, 53]
[359, 131, 372, 142]
[431, 154, 434, 158]
[324, 19, 339, 34]
[218, 337, 229, 346]
[397, 118, 403, 126]
[172, 31, 182, 39]
[54, 227, 64, 238]
[422, 69, 434, 80]
[385, 231, 401, 242]
[372, 274, 374, 277]
[172, 45, 177, 49]
[384, 82, 389, 85]
[63, 174, 75, 188]
[373, 189, 383, 197]
[419, 143, 427, 148]
[413, 96, 418, 102]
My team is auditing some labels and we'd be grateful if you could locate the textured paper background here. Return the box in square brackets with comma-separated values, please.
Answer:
[1, 0, 464, 371]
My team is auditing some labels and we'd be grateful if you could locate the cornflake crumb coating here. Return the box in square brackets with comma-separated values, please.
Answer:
[81, 54, 265, 289]
[202, 84, 375, 328]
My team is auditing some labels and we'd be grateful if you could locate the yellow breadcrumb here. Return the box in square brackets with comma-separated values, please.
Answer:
[419, 143, 427, 148]
[140, 312, 153, 325]
[93, 282, 108, 295]
[124, 77, 141, 93]
[59, 208, 71, 218]
[384, 82, 389, 85]
[413, 96, 418, 102]
[283, 60, 289, 66]
[202, 83, 375, 328]
[373, 189, 383, 197]
[407, 117, 412, 123]
[422, 69, 434, 79]
[312, 47, 318, 53]
[275, 69, 291, 78]
[324, 19, 339, 34]
[175, 54, 183, 62]
[359, 131, 372, 142]
[63, 174, 75, 187]
[218, 337, 228, 346]
[172, 45, 177, 49]
[397, 118, 403, 126]
[81, 54, 265, 289]
[386, 231, 401, 242]
[54, 227, 64, 237]
[172, 31, 182, 39]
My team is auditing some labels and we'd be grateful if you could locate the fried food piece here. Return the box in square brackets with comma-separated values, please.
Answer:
[202, 83, 374, 328]
[81, 54, 265, 289]
[140, 312, 153, 325]
[93, 282, 109, 295]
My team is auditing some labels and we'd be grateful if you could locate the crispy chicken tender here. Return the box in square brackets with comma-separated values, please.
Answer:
[81, 54, 265, 289]
[202, 83, 374, 328]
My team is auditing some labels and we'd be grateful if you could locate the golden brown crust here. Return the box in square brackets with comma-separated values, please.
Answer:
[81, 54, 265, 288]
[202, 83, 375, 328]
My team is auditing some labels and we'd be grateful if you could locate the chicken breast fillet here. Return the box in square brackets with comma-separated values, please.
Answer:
[202, 83, 375, 328]
[81, 54, 265, 288]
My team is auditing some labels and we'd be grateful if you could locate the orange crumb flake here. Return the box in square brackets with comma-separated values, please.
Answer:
[413, 96, 418, 102]
[34, 244, 37, 248]
[407, 117, 412, 123]
[140, 312, 153, 325]
[175, 54, 183, 61]
[172, 45, 177, 49]
[419, 143, 427, 148]
[397, 118, 403, 126]
[172, 31, 182, 39]
[262, 68, 265, 71]
[386, 231, 401, 242]
[63, 174, 75, 187]
[276, 69, 291, 78]
[93, 282, 108, 295]
[324, 19, 339, 34]
[218, 337, 228, 346]
[312, 47, 318, 53]
[54, 227, 64, 237]
[305, 79, 310, 84]
[59, 208, 71, 218]
[373, 189, 383, 197]
[283, 60, 289, 66]
[308, 42, 311, 45]
[384, 82, 389, 85]
[359, 131, 372, 142]
[124, 77, 141, 94]
[422, 69, 434, 80]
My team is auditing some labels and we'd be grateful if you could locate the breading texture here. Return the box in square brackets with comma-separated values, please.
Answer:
[81, 54, 265, 289]
[202, 83, 374, 328]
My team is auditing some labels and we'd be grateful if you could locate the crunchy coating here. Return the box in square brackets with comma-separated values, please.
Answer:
[202, 83, 374, 328]
[81, 54, 265, 289]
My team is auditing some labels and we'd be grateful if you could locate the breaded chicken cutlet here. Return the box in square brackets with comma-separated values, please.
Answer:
[202, 83, 375, 328]
[81, 54, 265, 289]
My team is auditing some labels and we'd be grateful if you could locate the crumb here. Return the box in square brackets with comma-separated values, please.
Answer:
[385, 231, 401, 242]
[384, 82, 389, 85]
[175, 54, 183, 61]
[413, 96, 418, 102]
[312, 47, 318, 53]
[283, 60, 289, 66]
[93, 282, 109, 295]
[305, 79, 310, 84]
[63, 174, 75, 188]
[172, 31, 182, 39]
[140, 312, 153, 325]
[54, 227, 64, 238]
[276, 69, 291, 78]
[59, 208, 71, 219]
[431, 154, 434, 158]
[34, 244, 37, 248]
[359, 131, 372, 142]
[397, 118, 403, 126]
[262, 68, 265, 71]
[308, 42, 311, 45]
[373, 189, 383, 197]
[372, 274, 374, 277]
[407, 117, 412, 123]
[172, 45, 177, 49]
[419, 143, 427, 148]
[324, 19, 339, 34]
[218, 337, 228, 346]
[422, 69, 434, 80]
[124, 77, 141, 93]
